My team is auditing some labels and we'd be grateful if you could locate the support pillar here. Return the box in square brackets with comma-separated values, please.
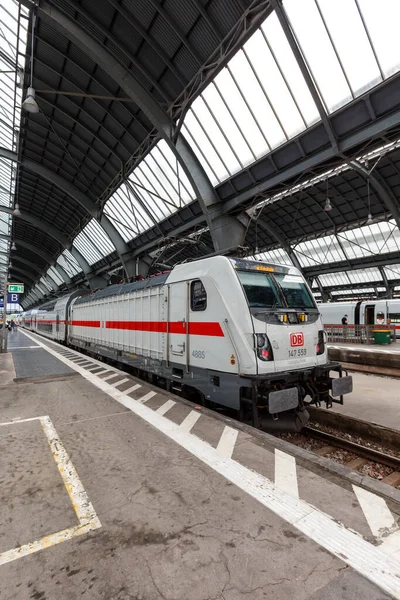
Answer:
[209, 213, 249, 254]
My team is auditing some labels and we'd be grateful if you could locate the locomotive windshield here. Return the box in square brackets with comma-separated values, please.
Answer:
[237, 271, 315, 309]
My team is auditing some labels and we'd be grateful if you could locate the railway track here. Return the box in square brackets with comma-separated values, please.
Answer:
[300, 425, 400, 487]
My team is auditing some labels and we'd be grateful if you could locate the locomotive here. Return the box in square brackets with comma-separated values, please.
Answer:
[19, 256, 352, 430]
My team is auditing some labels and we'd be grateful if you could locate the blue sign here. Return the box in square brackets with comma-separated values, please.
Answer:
[0, 293, 20, 307]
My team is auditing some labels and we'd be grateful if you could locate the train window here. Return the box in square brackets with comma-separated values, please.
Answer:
[237, 271, 282, 308]
[389, 313, 400, 323]
[274, 273, 316, 309]
[191, 280, 207, 311]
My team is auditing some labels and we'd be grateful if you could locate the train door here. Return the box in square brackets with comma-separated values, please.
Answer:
[365, 304, 375, 325]
[374, 300, 387, 324]
[167, 281, 189, 374]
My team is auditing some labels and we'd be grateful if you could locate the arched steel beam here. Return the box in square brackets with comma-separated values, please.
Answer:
[9, 267, 36, 286]
[349, 160, 400, 231]
[11, 255, 44, 275]
[0, 205, 91, 277]
[0, 147, 131, 273]
[11, 255, 61, 291]
[38, 1, 225, 250]
[256, 214, 303, 271]
[11, 239, 71, 286]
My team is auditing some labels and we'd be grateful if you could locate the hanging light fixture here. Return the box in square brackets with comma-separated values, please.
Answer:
[13, 203, 21, 217]
[366, 177, 373, 224]
[11, 242, 17, 251]
[22, 12, 39, 114]
[324, 178, 333, 211]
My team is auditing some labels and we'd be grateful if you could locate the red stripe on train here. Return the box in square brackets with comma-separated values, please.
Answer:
[106, 320, 224, 337]
[70, 320, 101, 327]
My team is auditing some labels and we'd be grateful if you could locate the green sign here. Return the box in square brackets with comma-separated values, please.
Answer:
[8, 283, 24, 293]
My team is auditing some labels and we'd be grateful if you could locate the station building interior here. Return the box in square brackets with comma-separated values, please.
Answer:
[3, 4, 400, 600]
[1, 0, 400, 309]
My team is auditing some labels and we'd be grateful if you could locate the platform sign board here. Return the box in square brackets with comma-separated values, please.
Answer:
[8, 283, 24, 293]
[0, 293, 20, 307]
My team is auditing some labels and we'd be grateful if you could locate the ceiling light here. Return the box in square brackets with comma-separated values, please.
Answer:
[11, 242, 17, 251]
[13, 203, 21, 217]
[324, 198, 333, 212]
[22, 86, 39, 113]
[367, 213, 373, 225]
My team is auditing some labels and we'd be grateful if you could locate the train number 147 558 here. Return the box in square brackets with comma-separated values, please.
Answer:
[288, 348, 307, 358]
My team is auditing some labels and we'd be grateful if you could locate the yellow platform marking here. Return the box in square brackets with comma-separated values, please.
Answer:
[0, 416, 101, 566]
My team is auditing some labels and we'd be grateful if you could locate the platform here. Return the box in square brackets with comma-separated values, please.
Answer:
[328, 342, 400, 374]
[1, 329, 400, 599]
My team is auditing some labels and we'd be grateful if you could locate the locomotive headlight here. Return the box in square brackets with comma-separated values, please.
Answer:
[256, 334, 265, 347]
[255, 334, 274, 361]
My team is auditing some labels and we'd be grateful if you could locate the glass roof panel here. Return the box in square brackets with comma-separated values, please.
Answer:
[253, 248, 294, 266]
[73, 219, 114, 266]
[182, 9, 321, 184]
[40, 276, 53, 292]
[283, 0, 352, 111]
[318, 272, 351, 287]
[316, 0, 382, 97]
[0, 1, 28, 268]
[104, 141, 196, 242]
[57, 251, 82, 277]
[294, 235, 346, 267]
[331, 288, 375, 295]
[357, 0, 400, 78]
[347, 267, 382, 284]
[338, 221, 400, 259]
[47, 266, 64, 286]
[385, 265, 400, 281]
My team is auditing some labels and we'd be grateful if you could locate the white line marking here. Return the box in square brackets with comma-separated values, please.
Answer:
[86, 365, 104, 372]
[0, 415, 100, 566]
[216, 426, 238, 459]
[121, 383, 142, 395]
[102, 373, 123, 382]
[274, 449, 299, 499]
[19, 330, 400, 598]
[137, 390, 157, 404]
[353, 485, 397, 537]
[93, 369, 111, 377]
[9, 346, 39, 349]
[114, 377, 129, 388]
[382, 531, 400, 561]
[179, 410, 201, 432]
[156, 399, 176, 415]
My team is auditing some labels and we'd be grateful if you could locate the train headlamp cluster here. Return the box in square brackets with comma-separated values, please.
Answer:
[277, 313, 308, 323]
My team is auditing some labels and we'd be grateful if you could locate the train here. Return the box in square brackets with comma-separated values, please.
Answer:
[18, 256, 352, 431]
[319, 299, 400, 330]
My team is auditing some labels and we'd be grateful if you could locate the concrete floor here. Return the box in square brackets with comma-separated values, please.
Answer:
[0, 330, 399, 599]
[332, 371, 400, 430]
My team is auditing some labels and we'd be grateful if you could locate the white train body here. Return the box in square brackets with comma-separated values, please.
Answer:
[19, 257, 352, 429]
[319, 299, 400, 332]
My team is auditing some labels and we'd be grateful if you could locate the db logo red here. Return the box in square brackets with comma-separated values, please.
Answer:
[290, 332, 304, 347]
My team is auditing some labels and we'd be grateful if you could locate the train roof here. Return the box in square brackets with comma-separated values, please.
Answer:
[74, 272, 170, 306]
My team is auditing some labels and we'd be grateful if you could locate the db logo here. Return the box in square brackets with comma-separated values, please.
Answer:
[290, 332, 304, 347]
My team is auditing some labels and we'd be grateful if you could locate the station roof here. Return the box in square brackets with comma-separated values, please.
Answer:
[2, 0, 400, 307]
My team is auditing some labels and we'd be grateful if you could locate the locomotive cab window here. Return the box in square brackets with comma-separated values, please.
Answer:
[191, 280, 207, 311]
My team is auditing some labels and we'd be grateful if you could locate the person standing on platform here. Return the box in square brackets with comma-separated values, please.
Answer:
[341, 314, 348, 339]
